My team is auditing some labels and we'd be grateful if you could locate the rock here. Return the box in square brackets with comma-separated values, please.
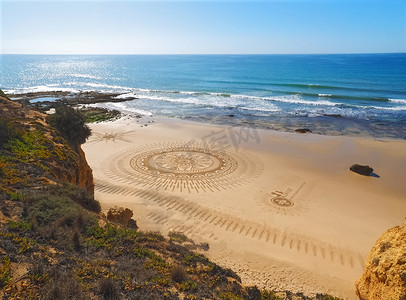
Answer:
[295, 128, 312, 134]
[107, 206, 136, 228]
[355, 220, 406, 300]
[228, 114, 235, 117]
[323, 114, 342, 118]
[245, 286, 261, 299]
[350, 164, 373, 176]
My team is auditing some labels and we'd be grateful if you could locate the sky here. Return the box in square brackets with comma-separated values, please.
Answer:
[0, 0, 405, 54]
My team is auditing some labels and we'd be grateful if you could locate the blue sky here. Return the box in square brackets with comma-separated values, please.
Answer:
[1, 0, 405, 54]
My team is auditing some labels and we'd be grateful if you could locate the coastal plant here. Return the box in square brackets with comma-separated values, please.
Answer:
[170, 264, 186, 283]
[0, 120, 18, 149]
[0, 88, 10, 100]
[0, 256, 12, 289]
[47, 105, 91, 147]
[85, 223, 138, 250]
[99, 277, 120, 300]
[180, 279, 198, 292]
[24, 193, 81, 227]
[168, 231, 191, 244]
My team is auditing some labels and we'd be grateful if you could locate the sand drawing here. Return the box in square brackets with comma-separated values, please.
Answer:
[95, 178, 365, 271]
[100, 141, 263, 192]
[270, 182, 305, 207]
[258, 182, 312, 216]
[87, 131, 137, 143]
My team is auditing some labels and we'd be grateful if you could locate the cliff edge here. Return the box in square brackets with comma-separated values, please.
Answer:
[0, 95, 94, 199]
[355, 220, 406, 300]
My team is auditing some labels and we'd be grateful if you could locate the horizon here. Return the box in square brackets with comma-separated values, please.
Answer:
[1, 0, 405, 55]
[1, 52, 405, 56]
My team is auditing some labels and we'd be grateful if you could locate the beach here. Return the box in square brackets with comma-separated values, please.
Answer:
[82, 115, 406, 299]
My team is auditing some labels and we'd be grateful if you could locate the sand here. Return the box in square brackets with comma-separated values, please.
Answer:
[82, 115, 406, 299]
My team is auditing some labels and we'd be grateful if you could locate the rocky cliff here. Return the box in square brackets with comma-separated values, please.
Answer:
[0, 95, 94, 199]
[355, 220, 406, 300]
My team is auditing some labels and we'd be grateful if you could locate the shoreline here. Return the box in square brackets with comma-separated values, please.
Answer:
[82, 115, 406, 299]
[6, 90, 406, 141]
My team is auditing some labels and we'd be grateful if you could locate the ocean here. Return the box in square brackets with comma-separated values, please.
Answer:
[1, 54, 406, 139]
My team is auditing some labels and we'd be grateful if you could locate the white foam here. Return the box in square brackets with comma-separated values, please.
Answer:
[389, 98, 406, 104]
[96, 102, 153, 116]
[240, 106, 280, 113]
[5, 85, 80, 94]
[372, 105, 406, 111]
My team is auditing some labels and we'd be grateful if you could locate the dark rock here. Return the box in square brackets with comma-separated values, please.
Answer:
[350, 164, 374, 176]
[228, 114, 235, 117]
[245, 286, 261, 300]
[128, 219, 138, 230]
[295, 128, 312, 134]
[323, 114, 342, 118]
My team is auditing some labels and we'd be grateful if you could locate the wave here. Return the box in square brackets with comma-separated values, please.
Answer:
[204, 79, 405, 95]
[389, 98, 406, 104]
[4, 85, 80, 94]
[5, 84, 406, 113]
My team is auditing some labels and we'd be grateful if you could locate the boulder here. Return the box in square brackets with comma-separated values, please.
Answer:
[350, 164, 373, 176]
[106, 206, 137, 228]
[295, 128, 312, 134]
[355, 220, 406, 300]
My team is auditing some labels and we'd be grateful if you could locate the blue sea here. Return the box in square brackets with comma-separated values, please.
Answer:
[1, 54, 406, 139]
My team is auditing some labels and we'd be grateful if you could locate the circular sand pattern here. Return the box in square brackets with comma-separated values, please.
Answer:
[271, 196, 294, 207]
[130, 147, 237, 179]
[100, 141, 262, 193]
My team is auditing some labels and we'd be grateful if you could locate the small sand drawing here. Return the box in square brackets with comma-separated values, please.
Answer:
[100, 141, 263, 192]
[270, 183, 305, 207]
[270, 182, 305, 207]
[258, 182, 311, 216]
[88, 131, 136, 143]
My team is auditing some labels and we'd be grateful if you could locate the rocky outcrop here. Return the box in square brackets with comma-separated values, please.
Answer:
[295, 128, 312, 134]
[350, 164, 374, 176]
[355, 220, 406, 300]
[76, 147, 94, 197]
[107, 206, 138, 228]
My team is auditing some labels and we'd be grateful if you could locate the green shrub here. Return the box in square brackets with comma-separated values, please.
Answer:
[47, 105, 91, 147]
[26, 193, 80, 226]
[168, 231, 191, 243]
[85, 223, 138, 250]
[0, 89, 9, 100]
[0, 120, 18, 149]
[99, 278, 120, 300]
[180, 280, 197, 292]
[170, 264, 186, 283]
[0, 256, 11, 288]
[46, 184, 100, 213]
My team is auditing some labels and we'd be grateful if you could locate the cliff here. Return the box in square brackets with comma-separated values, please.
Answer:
[0, 95, 94, 199]
[355, 220, 406, 300]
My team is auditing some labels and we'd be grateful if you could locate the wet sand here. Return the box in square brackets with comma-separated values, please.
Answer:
[82, 116, 406, 299]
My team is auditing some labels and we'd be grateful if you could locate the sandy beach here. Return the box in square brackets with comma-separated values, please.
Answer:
[82, 116, 406, 299]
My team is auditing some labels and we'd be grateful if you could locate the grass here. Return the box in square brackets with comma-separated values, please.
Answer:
[0, 256, 12, 289]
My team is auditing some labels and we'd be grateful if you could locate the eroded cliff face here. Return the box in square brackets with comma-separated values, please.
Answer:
[355, 221, 406, 300]
[76, 146, 94, 197]
[0, 95, 94, 199]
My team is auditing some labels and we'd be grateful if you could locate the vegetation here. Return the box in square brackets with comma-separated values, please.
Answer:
[47, 105, 91, 147]
[0, 89, 9, 100]
[77, 107, 121, 123]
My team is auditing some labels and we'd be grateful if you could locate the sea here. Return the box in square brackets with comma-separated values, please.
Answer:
[1, 54, 406, 139]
